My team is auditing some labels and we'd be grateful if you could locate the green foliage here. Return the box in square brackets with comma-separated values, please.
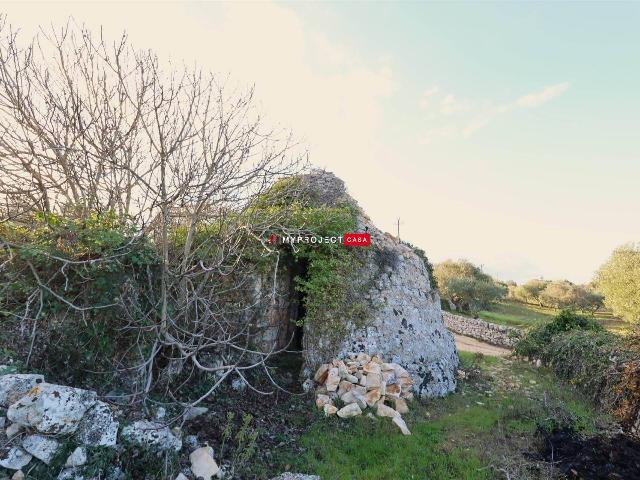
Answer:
[513, 309, 640, 422]
[220, 411, 260, 478]
[279, 415, 491, 480]
[402, 241, 437, 289]
[596, 243, 640, 323]
[434, 259, 506, 313]
[255, 178, 369, 345]
[510, 279, 549, 305]
[514, 310, 602, 359]
[0, 212, 159, 389]
[509, 278, 604, 314]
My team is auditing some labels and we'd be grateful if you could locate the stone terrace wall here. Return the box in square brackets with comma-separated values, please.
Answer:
[443, 312, 521, 348]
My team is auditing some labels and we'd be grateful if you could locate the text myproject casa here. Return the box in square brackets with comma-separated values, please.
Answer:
[270, 233, 371, 246]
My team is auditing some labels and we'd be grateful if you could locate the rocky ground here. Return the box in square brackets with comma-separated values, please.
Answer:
[0, 351, 638, 479]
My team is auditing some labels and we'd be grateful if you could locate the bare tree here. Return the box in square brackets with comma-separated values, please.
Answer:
[0, 18, 308, 409]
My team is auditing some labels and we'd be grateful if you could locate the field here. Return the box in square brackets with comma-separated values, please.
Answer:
[265, 352, 614, 480]
[463, 300, 626, 333]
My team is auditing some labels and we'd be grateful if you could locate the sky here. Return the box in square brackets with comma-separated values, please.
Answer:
[2, 1, 639, 283]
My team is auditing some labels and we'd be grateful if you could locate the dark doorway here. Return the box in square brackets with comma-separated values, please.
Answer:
[286, 255, 308, 352]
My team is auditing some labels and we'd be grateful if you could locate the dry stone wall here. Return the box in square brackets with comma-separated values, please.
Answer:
[301, 171, 459, 398]
[442, 311, 521, 348]
[254, 170, 459, 398]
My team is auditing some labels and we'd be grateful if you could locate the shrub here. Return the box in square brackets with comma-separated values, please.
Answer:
[515, 310, 640, 429]
[0, 213, 159, 390]
[514, 310, 601, 359]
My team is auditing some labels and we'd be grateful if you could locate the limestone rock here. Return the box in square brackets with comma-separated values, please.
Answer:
[344, 374, 358, 384]
[323, 404, 338, 416]
[365, 373, 382, 389]
[11, 471, 24, 480]
[189, 446, 219, 480]
[315, 394, 331, 409]
[376, 404, 400, 418]
[336, 403, 362, 418]
[385, 383, 401, 399]
[5, 423, 22, 439]
[120, 420, 182, 451]
[0, 447, 32, 470]
[75, 401, 118, 447]
[363, 362, 381, 375]
[7, 384, 96, 434]
[313, 364, 329, 383]
[364, 388, 381, 407]
[392, 416, 412, 435]
[184, 406, 209, 422]
[337, 380, 353, 397]
[65, 447, 87, 468]
[340, 390, 366, 410]
[22, 435, 60, 465]
[0, 374, 45, 407]
[325, 368, 340, 392]
[56, 469, 87, 480]
[393, 397, 409, 414]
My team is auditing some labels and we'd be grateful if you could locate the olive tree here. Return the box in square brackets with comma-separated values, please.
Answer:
[596, 243, 640, 323]
[434, 259, 506, 313]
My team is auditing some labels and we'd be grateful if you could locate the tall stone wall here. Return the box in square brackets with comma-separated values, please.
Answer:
[330, 227, 459, 397]
[442, 311, 521, 348]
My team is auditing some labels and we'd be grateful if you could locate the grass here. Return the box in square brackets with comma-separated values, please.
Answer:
[468, 300, 626, 333]
[269, 351, 612, 480]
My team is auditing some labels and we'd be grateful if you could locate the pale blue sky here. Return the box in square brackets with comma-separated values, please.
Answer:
[4, 1, 640, 283]
[284, 1, 640, 283]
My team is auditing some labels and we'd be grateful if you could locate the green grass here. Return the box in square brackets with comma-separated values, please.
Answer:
[270, 352, 612, 480]
[472, 300, 626, 332]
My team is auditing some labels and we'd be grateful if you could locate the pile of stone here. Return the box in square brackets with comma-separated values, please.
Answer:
[311, 353, 413, 435]
[0, 370, 221, 480]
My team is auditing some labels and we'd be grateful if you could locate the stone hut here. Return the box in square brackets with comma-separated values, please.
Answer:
[254, 171, 458, 397]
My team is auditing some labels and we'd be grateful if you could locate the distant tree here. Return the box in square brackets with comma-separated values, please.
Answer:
[434, 259, 506, 313]
[512, 279, 549, 306]
[573, 284, 604, 314]
[595, 243, 640, 323]
[539, 280, 578, 309]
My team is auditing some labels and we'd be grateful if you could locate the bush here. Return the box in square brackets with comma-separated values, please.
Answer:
[0, 213, 159, 390]
[514, 310, 601, 359]
[515, 310, 640, 429]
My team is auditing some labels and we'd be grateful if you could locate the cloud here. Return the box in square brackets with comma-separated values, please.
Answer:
[515, 82, 570, 108]
[439, 94, 472, 115]
[419, 82, 570, 142]
[1, 2, 396, 179]
[419, 86, 439, 109]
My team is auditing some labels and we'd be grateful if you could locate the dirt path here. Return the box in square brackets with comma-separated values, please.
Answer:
[454, 333, 512, 357]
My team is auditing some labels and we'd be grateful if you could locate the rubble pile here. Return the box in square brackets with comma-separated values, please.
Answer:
[311, 353, 413, 435]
